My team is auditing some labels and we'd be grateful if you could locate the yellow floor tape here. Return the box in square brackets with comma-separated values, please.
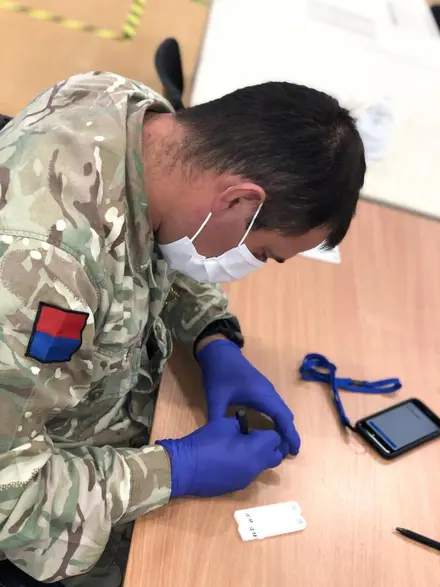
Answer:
[0, 0, 147, 40]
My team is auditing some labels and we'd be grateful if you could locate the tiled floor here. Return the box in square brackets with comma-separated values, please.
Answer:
[0, 0, 209, 115]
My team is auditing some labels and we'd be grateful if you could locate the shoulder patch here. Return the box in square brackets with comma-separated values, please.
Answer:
[25, 302, 89, 364]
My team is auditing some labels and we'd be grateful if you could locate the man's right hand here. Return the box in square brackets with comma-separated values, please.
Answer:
[156, 418, 288, 498]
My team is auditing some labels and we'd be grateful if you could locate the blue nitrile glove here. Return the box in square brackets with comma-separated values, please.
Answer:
[196, 339, 300, 455]
[157, 418, 286, 498]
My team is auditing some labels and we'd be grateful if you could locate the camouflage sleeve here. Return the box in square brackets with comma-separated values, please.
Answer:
[163, 273, 240, 346]
[0, 238, 170, 583]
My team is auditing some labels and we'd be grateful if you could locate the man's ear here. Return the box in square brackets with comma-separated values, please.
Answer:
[212, 182, 266, 214]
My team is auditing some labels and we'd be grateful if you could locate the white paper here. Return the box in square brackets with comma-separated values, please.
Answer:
[299, 245, 340, 264]
[356, 97, 393, 162]
[308, 0, 380, 37]
[385, 0, 439, 38]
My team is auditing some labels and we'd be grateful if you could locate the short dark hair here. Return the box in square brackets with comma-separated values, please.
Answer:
[176, 82, 365, 248]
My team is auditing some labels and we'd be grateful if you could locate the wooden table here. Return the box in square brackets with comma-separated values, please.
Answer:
[124, 200, 440, 587]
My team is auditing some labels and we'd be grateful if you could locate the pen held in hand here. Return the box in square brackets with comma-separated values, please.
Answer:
[236, 409, 249, 435]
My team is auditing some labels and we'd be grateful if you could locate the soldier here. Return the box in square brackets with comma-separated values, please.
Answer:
[0, 72, 365, 585]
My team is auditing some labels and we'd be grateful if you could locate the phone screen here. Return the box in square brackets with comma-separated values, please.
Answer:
[365, 401, 440, 451]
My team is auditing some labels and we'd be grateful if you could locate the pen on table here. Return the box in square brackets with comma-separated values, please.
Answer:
[236, 409, 249, 435]
[396, 527, 440, 553]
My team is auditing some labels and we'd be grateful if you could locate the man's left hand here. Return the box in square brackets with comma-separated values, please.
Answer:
[196, 339, 300, 455]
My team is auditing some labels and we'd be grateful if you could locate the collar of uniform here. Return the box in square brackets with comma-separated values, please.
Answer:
[124, 93, 173, 272]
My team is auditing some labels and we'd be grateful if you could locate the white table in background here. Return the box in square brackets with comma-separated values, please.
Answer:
[191, 0, 440, 220]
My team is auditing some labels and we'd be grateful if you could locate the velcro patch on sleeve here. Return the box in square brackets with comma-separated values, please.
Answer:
[25, 302, 89, 363]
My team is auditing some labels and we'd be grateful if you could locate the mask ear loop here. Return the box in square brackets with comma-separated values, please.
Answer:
[239, 202, 263, 246]
[191, 201, 263, 246]
[190, 213, 212, 243]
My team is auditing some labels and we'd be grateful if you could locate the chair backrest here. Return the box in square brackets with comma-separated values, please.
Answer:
[0, 115, 12, 131]
[154, 38, 185, 111]
[432, 5, 440, 30]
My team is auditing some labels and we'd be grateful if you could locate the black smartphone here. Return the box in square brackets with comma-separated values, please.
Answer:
[355, 398, 440, 460]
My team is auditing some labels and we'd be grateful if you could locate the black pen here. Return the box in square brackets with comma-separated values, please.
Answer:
[236, 409, 249, 435]
[396, 527, 440, 552]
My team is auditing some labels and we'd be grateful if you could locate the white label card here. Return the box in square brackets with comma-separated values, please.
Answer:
[234, 501, 306, 541]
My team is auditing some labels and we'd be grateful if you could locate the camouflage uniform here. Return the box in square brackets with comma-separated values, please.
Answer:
[0, 72, 235, 584]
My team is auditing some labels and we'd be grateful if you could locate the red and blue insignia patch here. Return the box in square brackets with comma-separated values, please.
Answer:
[25, 302, 89, 364]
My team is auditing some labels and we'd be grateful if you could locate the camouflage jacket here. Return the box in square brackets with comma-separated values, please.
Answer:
[0, 72, 234, 582]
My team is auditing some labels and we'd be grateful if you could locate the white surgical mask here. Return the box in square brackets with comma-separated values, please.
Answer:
[158, 203, 264, 283]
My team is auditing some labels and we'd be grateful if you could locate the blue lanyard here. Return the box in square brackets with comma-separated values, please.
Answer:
[299, 353, 402, 430]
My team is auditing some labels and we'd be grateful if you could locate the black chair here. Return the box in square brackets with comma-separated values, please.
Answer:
[0, 560, 64, 587]
[154, 38, 185, 111]
[0, 115, 12, 131]
[432, 5, 440, 30]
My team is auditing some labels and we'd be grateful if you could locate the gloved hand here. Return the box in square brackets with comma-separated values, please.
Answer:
[157, 418, 286, 498]
[196, 339, 300, 455]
